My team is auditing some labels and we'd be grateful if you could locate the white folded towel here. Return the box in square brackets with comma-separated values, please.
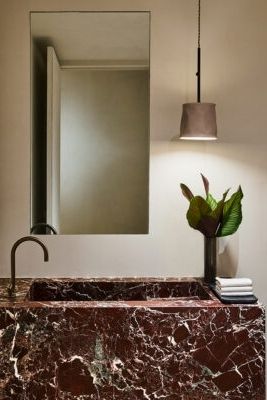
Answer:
[215, 285, 253, 293]
[218, 291, 254, 297]
[216, 277, 253, 287]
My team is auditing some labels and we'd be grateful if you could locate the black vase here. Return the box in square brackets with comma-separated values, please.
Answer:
[204, 236, 217, 284]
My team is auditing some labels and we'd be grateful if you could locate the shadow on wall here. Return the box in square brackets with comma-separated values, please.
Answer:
[217, 234, 239, 278]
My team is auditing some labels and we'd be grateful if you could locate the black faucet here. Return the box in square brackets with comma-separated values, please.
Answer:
[30, 223, 57, 234]
[7, 236, 49, 298]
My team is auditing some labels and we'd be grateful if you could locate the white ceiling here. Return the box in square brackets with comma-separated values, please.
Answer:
[31, 12, 150, 64]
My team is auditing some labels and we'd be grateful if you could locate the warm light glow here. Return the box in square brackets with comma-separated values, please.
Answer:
[180, 136, 218, 141]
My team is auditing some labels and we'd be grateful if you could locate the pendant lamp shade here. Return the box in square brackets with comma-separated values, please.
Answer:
[180, 103, 217, 140]
[179, 0, 218, 141]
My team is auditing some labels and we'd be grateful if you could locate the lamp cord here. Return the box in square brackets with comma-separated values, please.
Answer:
[198, 0, 201, 48]
[196, 0, 201, 102]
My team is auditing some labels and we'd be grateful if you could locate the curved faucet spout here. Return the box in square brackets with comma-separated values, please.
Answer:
[7, 236, 49, 298]
[30, 223, 57, 235]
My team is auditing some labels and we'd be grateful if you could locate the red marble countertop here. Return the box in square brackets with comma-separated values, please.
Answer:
[0, 277, 262, 309]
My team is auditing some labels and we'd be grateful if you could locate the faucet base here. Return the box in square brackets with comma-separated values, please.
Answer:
[7, 286, 16, 298]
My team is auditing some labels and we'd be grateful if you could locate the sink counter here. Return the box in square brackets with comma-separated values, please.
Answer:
[1, 277, 219, 308]
[0, 278, 265, 399]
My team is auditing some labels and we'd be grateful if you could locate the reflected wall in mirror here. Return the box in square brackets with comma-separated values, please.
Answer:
[31, 12, 150, 234]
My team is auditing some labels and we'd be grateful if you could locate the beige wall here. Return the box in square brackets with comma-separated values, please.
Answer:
[0, 0, 267, 303]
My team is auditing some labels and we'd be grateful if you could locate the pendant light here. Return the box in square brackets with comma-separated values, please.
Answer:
[180, 0, 217, 140]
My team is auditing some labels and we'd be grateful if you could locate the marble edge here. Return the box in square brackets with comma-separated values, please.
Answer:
[0, 278, 264, 309]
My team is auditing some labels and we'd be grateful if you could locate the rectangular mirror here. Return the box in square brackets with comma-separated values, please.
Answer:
[31, 12, 150, 234]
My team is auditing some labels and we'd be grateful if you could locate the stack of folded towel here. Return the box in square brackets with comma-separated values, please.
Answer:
[214, 277, 257, 303]
[215, 277, 254, 298]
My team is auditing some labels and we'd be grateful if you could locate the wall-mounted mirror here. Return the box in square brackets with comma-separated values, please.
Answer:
[31, 12, 150, 234]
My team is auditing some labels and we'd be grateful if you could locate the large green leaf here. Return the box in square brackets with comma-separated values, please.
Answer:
[186, 196, 219, 237]
[217, 186, 243, 237]
[201, 173, 209, 196]
[206, 193, 218, 211]
[211, 189, 230, 235]
[180, 183, 194, 201]
[186, 196, 210, 227]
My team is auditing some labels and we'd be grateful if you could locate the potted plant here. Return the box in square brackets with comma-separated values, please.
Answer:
[180, 174, 243, 284]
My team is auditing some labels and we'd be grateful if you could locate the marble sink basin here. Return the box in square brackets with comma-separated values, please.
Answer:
[27, 279, 211, 302]
[0, 278, 264, 399]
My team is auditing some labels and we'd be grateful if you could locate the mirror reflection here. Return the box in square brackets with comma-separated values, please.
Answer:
[31, 12, 150, 234]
